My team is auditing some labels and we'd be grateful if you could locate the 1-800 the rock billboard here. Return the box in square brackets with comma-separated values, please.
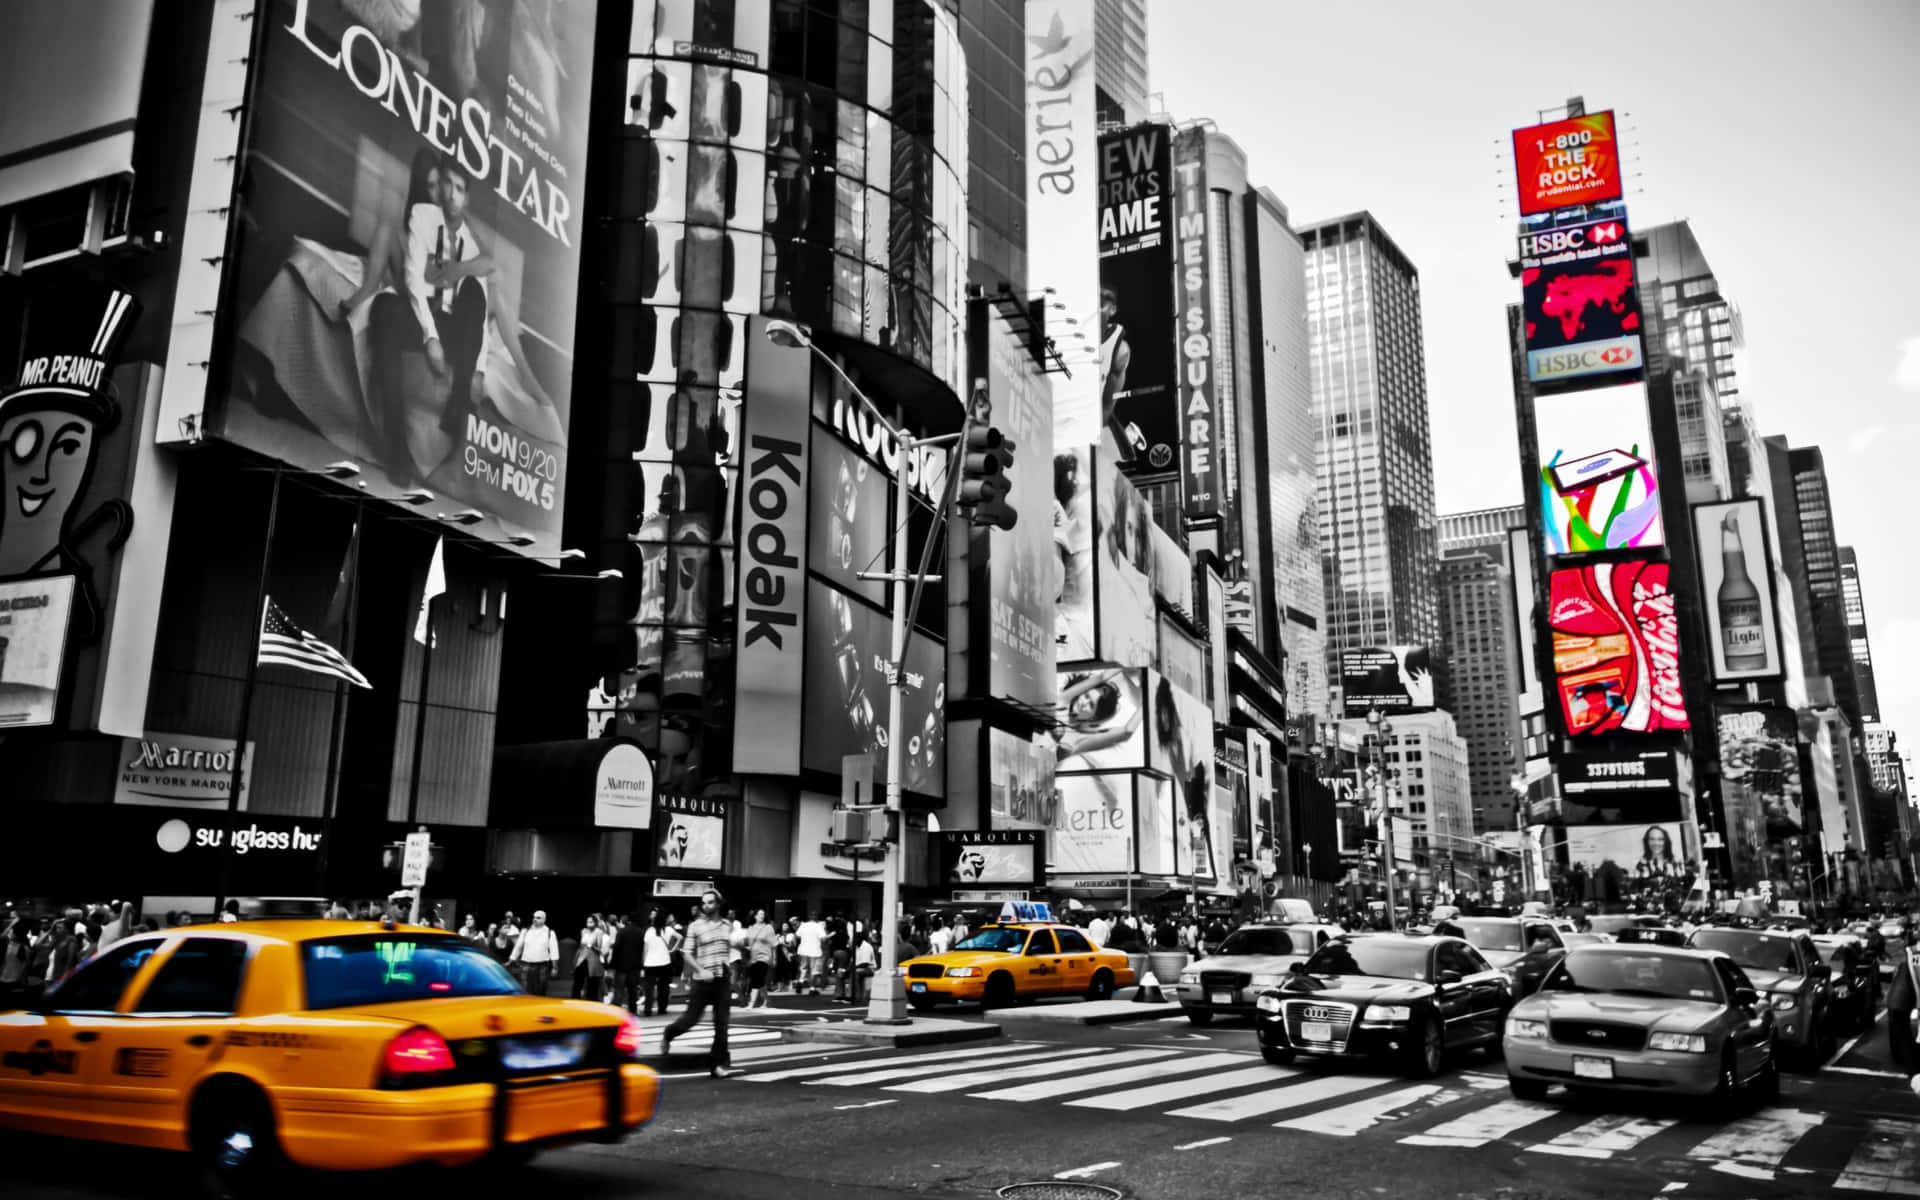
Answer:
[212, 0, 597, 557]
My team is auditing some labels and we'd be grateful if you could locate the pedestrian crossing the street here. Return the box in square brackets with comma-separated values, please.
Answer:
[737, 1040, 1920, 1194]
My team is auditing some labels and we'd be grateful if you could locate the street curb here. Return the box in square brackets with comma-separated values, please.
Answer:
[784, 1019, 1005, 1049]
[995, 1000, 1186, 1026]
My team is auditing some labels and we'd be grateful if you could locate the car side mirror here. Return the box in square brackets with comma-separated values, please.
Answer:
[1436, 969, 1464, 985]
[1288, 961, 1307, 975]
[1732, 987, 1759, 1008]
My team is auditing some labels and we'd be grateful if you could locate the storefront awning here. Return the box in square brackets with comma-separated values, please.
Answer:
[490, 738, 655, 831]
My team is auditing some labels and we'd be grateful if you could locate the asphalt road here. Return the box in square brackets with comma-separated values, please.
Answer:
[1, 993, 1914, 1200]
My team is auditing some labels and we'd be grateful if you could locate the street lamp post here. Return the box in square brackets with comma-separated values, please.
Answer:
[1367, 709, 1398, 931]
[764, 319, 966, 1025]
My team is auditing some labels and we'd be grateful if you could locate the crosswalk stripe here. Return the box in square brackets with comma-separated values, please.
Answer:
[884, 1047, 1182, 1094]
[1834, 1118, 1920, 1195]
[1065, 1064, 1299, 1112]
[972, 1052, 1252, 1103]
[810, 1047, 1109, 1089]
[744, 1041, 1043, 1082]
[1526, 1113, 1676, 1159]
[1168, 1071, 1387, 1122]
[1399, 1098, 1560, 1148]
[1274, 1083, 1460, 1137]
[726, 1044, 865, 1065]
[1685, 1108, 1822, 1170]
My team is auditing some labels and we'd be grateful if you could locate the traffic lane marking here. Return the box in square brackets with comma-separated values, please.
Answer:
[834, 1099, 897, 1111]
[1054, 1161, 1122, 1179]
[1176, 1136, 1232, 1150]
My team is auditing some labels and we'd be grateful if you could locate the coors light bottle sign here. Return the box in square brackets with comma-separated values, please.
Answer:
[1691, 498, 1782, 683]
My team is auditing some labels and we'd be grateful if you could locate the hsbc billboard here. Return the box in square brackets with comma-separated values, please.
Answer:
[1520, 215, 1643, 387]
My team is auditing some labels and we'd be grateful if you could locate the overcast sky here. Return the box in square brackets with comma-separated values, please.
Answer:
[1150, 0, 1920, 757]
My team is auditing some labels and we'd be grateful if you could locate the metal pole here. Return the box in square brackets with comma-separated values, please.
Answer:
[1376, 731, 1399, 932]
[213, 464, 283, 919]
[405, 567, 439, 927]
[316, 497, 364, 897]
[868, 428, 912, 1025]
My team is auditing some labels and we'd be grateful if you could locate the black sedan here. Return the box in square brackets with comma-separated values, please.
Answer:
[1254, 934, 1513, 1078]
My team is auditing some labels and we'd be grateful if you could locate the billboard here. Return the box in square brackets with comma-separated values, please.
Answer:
[1339, 646, 1436, 717]
[1096, 123, 1177, 472]
[1556, 748, 1682, 824]
[988, 727, 1058, 831]
[1692, 498, 1785, 682]
[985, 313, 1057, 707]
[939, 832, 1042, 885]
[810, 429, 887, 607]
[1054, 444, 1094, 660]
[733, 316, 812, 774]
[1513, 111, 1623, 216]
[1548, 560, 1689, 736]
[655, 794, 724, 872]
[1564, 823, 1689, 880]
[1053, 774, 1133, 874]
[1534, 381, 1664, 558]
[1507, 527, 1544, 717]
[1025, 0, 1101, 446]
[1171, 125, 1219, 524]
[1136, 774, 1175, 875]
[1150, 522, 1193, 614]
[1057, 667, 1147, 772]
[803, 580, 945, 798]
[1094, 444, 1155, 667]
[113, 732, 255, 810]
[0, 575, 76, 728]
[215, 0, 599, 558]
[1718, 707, 1804, 838]
[1519, 215, 1643, 386]
[1150, 674, 1218, 882]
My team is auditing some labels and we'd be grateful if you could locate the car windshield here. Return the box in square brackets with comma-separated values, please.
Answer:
[302, 935, 520, 1009]
[1688, 929, 1801, 975]
[1304, 940, 1429, 982]
[1214, 928, 1297, 957]
[1816, 944, 1850, 968]
[952, 927, 1026, 953]
[1454, 920, 1524, 953]
[1539, 951, 1721, 1002]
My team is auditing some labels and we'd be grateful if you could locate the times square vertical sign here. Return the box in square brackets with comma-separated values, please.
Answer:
[1169, 128, 1217, 527]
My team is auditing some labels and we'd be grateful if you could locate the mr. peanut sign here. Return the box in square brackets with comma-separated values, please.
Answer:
[0, 286, 139, 727]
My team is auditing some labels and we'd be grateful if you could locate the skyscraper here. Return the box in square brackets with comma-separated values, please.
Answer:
[1434, 510, 1526, 834]
[1093, 0, 1150, 127]
[1839, 547, 1881, 724]
[1302, 213, 1441, 681]
[949, 0, 1028, 292]
[1248, 186, 1327, 720]
[1790, 446, 1862, 730]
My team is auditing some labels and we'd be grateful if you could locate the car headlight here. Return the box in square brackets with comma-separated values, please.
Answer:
[1834, 984, 1851, 997]
[1256, 994, 1282, 1013]
[1771, 992, 1799, 1010]
[1507, 1018, 1547, 1039]
[946, 967, 977, 978]
[1179, 971, 1199, 986]
[1368, 1004, 1412, 1022]
[1251, 973, 1285, 988]
[1647, 1032, 1708, 1053]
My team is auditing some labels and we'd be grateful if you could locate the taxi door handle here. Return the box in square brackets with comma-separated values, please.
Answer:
[73, 1032, 99, 1043]
[186, 1035, 213, 1048]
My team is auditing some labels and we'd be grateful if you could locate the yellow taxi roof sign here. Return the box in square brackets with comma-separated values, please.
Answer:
[998, 900, 1054, 924]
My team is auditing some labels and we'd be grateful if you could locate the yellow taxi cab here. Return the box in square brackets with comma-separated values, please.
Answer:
[901, 902, 1136, 1011]
[0, 920, 658, 1190]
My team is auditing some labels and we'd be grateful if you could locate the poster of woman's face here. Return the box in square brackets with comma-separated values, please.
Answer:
[1563, 823, 1687, 879]
[1056, 668, 1147, 772]
[1093, 446, 1154, 668]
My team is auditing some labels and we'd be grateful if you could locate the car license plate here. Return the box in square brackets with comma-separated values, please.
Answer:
[1210, 990, 1233, 1006]
[1301, 1020, 1332, 1043]
[1573, 1055, 1614, 1081]
[911, 982, 928, 993]
[500, 1032, 590, 1072]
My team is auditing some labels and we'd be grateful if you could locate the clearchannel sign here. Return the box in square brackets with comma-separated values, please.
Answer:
[1519, 215, 1644, 386]
[1513, 111, 1623, 216]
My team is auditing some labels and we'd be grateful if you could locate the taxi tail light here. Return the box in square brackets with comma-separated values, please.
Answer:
[380, 1026, 456, 1088]
[615, 1013, 645, 1059]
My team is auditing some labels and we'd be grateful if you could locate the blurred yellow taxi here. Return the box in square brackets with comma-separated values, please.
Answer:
[0, 921, 658, 1190]
[902, 903, 1135, 1010]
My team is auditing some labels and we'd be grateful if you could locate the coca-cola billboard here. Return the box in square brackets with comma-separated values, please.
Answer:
[1547, 560, 1689, 737]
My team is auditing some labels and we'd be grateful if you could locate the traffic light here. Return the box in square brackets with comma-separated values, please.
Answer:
[957, 423, 1018, 529]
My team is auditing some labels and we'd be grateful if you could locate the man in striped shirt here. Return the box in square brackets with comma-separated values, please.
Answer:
[661, 890, 741, 1077]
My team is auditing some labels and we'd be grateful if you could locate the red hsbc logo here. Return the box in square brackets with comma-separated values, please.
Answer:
[1589, 222, 1623, 244]
[1600, 345, 1635, 364]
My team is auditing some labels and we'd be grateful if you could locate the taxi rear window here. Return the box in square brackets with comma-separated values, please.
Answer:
[301, 935, 520, 1010]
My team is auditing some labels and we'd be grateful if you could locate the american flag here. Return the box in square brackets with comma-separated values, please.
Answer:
[258, 597, 370, 688]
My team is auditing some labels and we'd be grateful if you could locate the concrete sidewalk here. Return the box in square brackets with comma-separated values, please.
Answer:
[785, 1015, 1004, 1049]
